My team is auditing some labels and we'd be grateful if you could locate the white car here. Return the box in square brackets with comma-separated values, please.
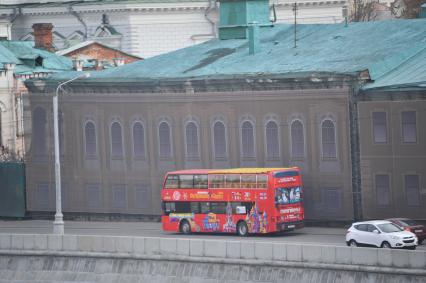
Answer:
[346, 220, 418, 250]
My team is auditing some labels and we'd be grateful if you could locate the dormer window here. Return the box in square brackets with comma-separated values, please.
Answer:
[35, 56, 43, 67]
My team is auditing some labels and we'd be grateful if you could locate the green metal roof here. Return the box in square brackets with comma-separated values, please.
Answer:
[0, 41, 73, 75]
[59, 19, 425, 84]
[362, 47, 426, 91]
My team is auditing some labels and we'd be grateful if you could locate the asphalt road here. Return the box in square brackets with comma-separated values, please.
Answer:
[0, 220, 424, 250]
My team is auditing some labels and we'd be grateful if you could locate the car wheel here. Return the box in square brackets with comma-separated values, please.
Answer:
[381, 241, 392, 249]
[237, 221, 249, 237]
[348, 240, 358, 247]
[179, 220, 191, 234]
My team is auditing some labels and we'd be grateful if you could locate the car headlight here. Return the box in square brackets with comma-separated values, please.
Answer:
[390, 236, 400, 240]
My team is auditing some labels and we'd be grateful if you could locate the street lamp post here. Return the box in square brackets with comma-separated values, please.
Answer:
[53, 73, 90, 235]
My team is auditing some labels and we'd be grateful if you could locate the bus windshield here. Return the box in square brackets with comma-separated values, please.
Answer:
[275, 187, 301, 205]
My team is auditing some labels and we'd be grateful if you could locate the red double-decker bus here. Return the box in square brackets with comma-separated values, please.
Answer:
[161, 168, 304, 236]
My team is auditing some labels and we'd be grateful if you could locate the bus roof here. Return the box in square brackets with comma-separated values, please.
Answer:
[167, 168, 298, 175]
[210, 168, 298, 174]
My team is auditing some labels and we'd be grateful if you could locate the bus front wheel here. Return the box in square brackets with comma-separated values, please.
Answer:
[237, 221, 249, 237]
[179, 220, 191, 234]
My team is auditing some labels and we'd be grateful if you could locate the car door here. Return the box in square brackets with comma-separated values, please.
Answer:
[354, 224, 369, 245]
[366, 224, 381, 247]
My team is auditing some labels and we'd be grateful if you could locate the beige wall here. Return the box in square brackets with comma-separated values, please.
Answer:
[26, 87, 354, 220]
[359, 99, 426, 220]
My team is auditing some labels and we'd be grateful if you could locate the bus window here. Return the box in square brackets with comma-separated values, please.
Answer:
[257, 174, 268, 188]
[164, 202, 176, 214]
[194, 175, 208, 189]
[274, 171, 299, 178]
[241, 174, 256, 188]
[179, 175, 194, 188]
[209, 174, 225, 188]
[210, 202, 227, 214]
[175, 202, 191, 213]
[190, 202, 200, 213]
[230, 202, 253, 214]
[225, 174, 241, 188]
[165, 175, 179, 189]
[200, 202, 210, 213]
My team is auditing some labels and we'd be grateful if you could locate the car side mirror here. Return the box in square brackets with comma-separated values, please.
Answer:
[373, 229, 380, 234]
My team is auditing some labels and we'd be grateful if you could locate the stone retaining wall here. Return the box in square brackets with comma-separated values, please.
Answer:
[0, 234, 425, 282]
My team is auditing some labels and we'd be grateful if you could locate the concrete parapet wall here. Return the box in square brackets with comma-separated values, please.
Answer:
[0, 233, 425, 278]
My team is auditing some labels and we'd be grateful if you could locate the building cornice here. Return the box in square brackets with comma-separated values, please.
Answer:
[26, 73, 357, 96]
[0, 0, 346, 16]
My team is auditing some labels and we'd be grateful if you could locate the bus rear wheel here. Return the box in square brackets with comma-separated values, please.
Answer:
[179, 220, 191, 234]
[237, 221, 249, 237]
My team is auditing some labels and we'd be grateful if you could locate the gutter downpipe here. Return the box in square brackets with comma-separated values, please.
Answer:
[349, 77, 363, 222]
[68, 2, 88, 40]
[190, 0, 217, 40]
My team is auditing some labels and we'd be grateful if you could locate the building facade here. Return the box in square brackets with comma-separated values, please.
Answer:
[25, 80, 354, 220]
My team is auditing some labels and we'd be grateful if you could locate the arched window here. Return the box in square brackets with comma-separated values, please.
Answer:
[265, 121, 279, 159]
[159, 121, 171, 158]
[111, 121, 123, 157]
[291, 120, 305, 158]
[321, 119, 337, 159]
[33, 107, 47, 156]
[213, 121, 226, 159]
[241, 121, 255, 158]
[133, 122, 145, 158]
[185, 122, 199, 159]
[84, 121, 97, 156]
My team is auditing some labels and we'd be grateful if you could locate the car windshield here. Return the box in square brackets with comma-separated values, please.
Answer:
[400, 219, 418, 226]
[377, 223, 403, 233]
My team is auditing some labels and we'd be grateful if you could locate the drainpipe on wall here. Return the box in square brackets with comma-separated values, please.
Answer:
[190, 0, 218, 41]
[349, 81, 363, 221]
[68, 3, 88, 40]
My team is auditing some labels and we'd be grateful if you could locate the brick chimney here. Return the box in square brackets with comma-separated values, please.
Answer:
[32, 23, 54, 51]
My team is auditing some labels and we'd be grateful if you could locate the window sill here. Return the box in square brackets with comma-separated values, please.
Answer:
[321, 157, 338, 161]
[85, 155, 99, 160]
[133, 157, 147, 161]
[111, 156, 124, 161]
[266, 157, 280, 161]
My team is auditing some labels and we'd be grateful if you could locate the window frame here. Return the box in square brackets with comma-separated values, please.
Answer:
[372, 111, 388, 144]
[158, 120, 173, 160]
[320, 118, 337, 160]
[374, 174, 391, 206]
[212, 120, 228, 160]
[110, 120, 124, 159]
[404, 174, 420, 206]
[290, 119, 305, 160]
[132, 120, 146, 159]
[240, 119, 256, 159]
[265, 120, 280, 160]
[33, 107, 47, 157]
[401, 110, 417, 144]
[184, 121, 200, 160]
[84, 120, 98, 159]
